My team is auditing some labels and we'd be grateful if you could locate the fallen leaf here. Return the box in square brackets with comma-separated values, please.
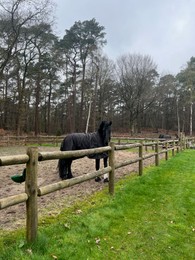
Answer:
[64, 223, 70, 229]
[76, 209, 82, 214]
[26, 249, 32, 255]
[95, 238, 101, 244]
[18, 240, 25, 248]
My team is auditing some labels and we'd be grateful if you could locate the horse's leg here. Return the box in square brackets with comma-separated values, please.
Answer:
[96, 158, 100, 170]
[103, 156, 109, 183]
[67, 159, 74, 179]
[58, 159, 68, 180]
[95, 159, 101, 182]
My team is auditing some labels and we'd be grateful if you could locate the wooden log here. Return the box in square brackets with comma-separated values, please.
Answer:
[115, 157, 141, 169]
[113, 137, 156, 141]
[165, 151, 168, 160]
[25, 147, 38, 243]
[172, 142, 175, 156]
[144, 141, 158, 146]
[0, 154, 29, 166]
[158, 150, 165, 155]
[0, 193, 28, 209]
[38, 146, 111, 161]
[38, 166, 111, 196]
[139, 143, 143, 176]
[115, 143, 141, 150]
[155, 142, 159, 166]
[143, 153, 156, 160]
[108, 142, 115, 195]
[165, 142, 168, 160]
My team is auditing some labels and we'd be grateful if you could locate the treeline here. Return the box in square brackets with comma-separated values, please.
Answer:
[0, 0, 195, 136]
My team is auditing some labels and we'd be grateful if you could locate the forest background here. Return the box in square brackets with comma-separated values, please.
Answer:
[0, 0, 195, 136]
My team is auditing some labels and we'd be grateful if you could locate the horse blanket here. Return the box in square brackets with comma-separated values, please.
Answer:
[60, 132, 108, 159]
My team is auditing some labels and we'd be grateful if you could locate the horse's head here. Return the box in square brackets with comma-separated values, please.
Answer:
[98, 121, 112, 146]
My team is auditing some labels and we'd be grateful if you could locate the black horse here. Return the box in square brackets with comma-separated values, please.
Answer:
[58, 121, 112, 182]
[159, 134, 171, 139]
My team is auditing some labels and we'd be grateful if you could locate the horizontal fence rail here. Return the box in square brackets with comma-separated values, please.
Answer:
[38, 146, 111, 161]
[38, 166, 112, 196]
[0, 135, 194, 243]
[0, 154, 29, 166]
[0, 193, 28, 209]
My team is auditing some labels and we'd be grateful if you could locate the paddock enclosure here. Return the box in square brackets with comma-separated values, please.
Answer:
[0, 135, 194, 242]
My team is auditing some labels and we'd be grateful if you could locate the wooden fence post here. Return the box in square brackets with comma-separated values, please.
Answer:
[145, 142, 148, 151]
[165, 142, 168, 160]
[25, 147, 38, 243]
[108, 142, 115, 195]
[139, 143, 143, 176]
[152, 141, 154, 151]
[172, 141, 175, 156]
[155, 141, 159, 166]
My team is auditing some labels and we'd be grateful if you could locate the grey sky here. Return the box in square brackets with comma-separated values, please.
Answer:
[54, 0, 195, 75]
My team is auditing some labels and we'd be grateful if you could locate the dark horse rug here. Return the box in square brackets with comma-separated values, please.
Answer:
[58, 121, 112, 181]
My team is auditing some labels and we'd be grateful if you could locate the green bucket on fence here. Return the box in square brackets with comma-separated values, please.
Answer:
[11, 169, 26, 183]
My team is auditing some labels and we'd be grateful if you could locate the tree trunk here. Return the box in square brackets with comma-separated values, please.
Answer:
[72, 69, 76, 132]
[16, 71, 24, 136]
[35, 76, 41, 136]
[190, 102, 193, 136]
[47, 80, 52, 134]
[92, 65, 99, 131]
[85, 95, 92, 133]
[80, 63, 86, 131]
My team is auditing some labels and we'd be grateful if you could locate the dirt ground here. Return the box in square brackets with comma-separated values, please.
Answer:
[0, 146, 158, 231]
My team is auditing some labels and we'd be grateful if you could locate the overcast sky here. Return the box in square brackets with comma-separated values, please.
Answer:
[53, 0, 195, 75]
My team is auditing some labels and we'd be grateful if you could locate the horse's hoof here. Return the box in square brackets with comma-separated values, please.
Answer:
[103, 178, 109, 183]
[61, 175, 68, 180]
[95, 176, 102, 182]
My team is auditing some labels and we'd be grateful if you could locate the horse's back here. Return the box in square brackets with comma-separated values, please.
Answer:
[159, 134, 171, 139]
[61, 133, 95, 151]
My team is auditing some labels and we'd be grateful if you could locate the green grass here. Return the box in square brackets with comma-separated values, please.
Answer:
[0, 150, 195, 259]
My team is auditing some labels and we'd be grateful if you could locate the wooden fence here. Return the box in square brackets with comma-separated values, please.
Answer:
[0, 136, 194, 243]
[0, 134, 192, 147]
[0, 135, 63, 146]
[0, 135, 177, 146]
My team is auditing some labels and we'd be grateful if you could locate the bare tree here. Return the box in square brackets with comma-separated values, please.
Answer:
[0, 0, 56, 134]
[85, 54, 116, 131]
[116, 53, 158, 134]
[0, 0, 55, 76]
